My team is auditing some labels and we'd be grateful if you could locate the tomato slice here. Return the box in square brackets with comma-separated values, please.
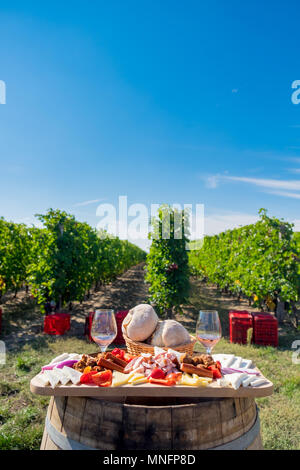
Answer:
[111, 348, 125, 360]
[91, 370, 113, 387]
[149, 368, 166, 379]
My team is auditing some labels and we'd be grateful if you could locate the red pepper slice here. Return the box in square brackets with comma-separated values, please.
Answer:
[97, 380, 112, 387]
[166, 372, 182, 383]
[148, 377, 176, 386]
[207, 364, 222, 379]
[148, 371, 182, 386]
[123, 353, 136, 363]
[80, 370, 98, 384]
[91, 370, 113, 387]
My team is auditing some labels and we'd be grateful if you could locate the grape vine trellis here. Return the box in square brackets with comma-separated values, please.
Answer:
[189, 209, 300, 325]
[145, 205, 190, 316]
[0, 209, 146, 311]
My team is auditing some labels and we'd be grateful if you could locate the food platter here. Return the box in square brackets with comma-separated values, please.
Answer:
[30, 369, 273, 398]
[30, 315, 274, 400]
[30, 348, 273, 399]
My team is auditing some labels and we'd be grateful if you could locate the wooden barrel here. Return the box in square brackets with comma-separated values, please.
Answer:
[41, 396, 263, 450]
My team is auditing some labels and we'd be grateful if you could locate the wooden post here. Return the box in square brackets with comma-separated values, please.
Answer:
[275, 297, 285, 324]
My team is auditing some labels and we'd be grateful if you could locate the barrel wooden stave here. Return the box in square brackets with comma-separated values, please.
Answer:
[41, 396, 262, 450]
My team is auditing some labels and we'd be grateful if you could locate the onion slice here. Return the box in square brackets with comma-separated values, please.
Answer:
[42, 360, 78, 371]
[221, 367, 259, 375]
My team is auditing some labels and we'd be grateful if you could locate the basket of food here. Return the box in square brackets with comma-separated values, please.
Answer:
[121, 304, 196, 355]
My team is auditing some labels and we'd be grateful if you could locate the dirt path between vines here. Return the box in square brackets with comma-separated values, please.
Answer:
[2, 262, 281, 350]
[1, 263, 150, 349]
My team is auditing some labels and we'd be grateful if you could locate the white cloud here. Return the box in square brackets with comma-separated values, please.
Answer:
[206, 173, 300, 193]
[222, 176, 300, 191]
[195, 210, 300, 237]
[14, 216, 43, 228]
[286, 157, 300, 163]
[267, 190, 300, 199]
[204, 211, 259, 235]
[292, 219, 300, 231]
[206, 174, 220, 189]
[74, 199, 104, 207]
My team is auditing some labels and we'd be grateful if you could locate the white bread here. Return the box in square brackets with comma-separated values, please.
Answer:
[122, 304, 158, 342]
[148, 319, 191, 347]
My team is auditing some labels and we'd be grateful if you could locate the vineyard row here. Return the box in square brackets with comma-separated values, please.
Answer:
[188, 209, 300, 324]
[0, 209, 146, 311]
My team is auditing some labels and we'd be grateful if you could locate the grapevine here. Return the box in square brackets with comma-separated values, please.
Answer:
[0, 210, 146, 311]
[189, 209, 299, 321]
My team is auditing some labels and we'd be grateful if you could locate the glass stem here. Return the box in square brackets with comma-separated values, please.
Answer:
[206, 347, 212, 355]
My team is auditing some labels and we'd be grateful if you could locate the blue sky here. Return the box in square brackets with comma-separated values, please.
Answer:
[1, 1, 300, 248]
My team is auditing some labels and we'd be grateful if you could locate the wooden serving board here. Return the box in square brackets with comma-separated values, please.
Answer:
[30, 370, 273, 398]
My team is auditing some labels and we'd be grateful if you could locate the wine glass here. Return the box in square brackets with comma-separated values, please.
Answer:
[196, 310, 222, 355]
[91, 309, 117, 354]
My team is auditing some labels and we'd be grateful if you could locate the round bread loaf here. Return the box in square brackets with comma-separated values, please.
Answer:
[147, 320, 165, 347]
[148, 319, 191, 347]
[122, 304, 158, 342]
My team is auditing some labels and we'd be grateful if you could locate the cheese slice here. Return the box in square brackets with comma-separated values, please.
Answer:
[128, 373, 146, 384]
[250, 378, 268, 387]
[131, 377, 148, 385]
[222, 354, 235, 368]
[61, 366, 82, 384]
[240, 359, 253, 369]
[216, 377, 228, 387]
[192, 374, 212, 386]
[232, 356, 243, 369]
[51, 368, 70, 385]
[112, 371, 131, 387]
[179, 373, 199, 386]
[38, 373, 50, 386]
[126, 371, 140, 381]
[242, 375, 258, 387]
[43, 370, 60, 388]
[68, 353, 82, 361]
[49, 353, 70, 365]
[224, 372, 247, 390]
[179, 373, 211, 387]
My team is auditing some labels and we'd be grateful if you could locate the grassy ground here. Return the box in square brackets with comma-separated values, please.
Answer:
[0, 265, 299, 450]
[0, 336, 97, 450]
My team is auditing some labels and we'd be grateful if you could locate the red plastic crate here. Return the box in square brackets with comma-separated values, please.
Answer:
[229, 311, 253, 344]
[84, 312, 95, 342]
[252, 312, 278, 347]
[44, 313, 70, 335]
[84, 310, 128, 345]
[114, 310, 128, 345]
